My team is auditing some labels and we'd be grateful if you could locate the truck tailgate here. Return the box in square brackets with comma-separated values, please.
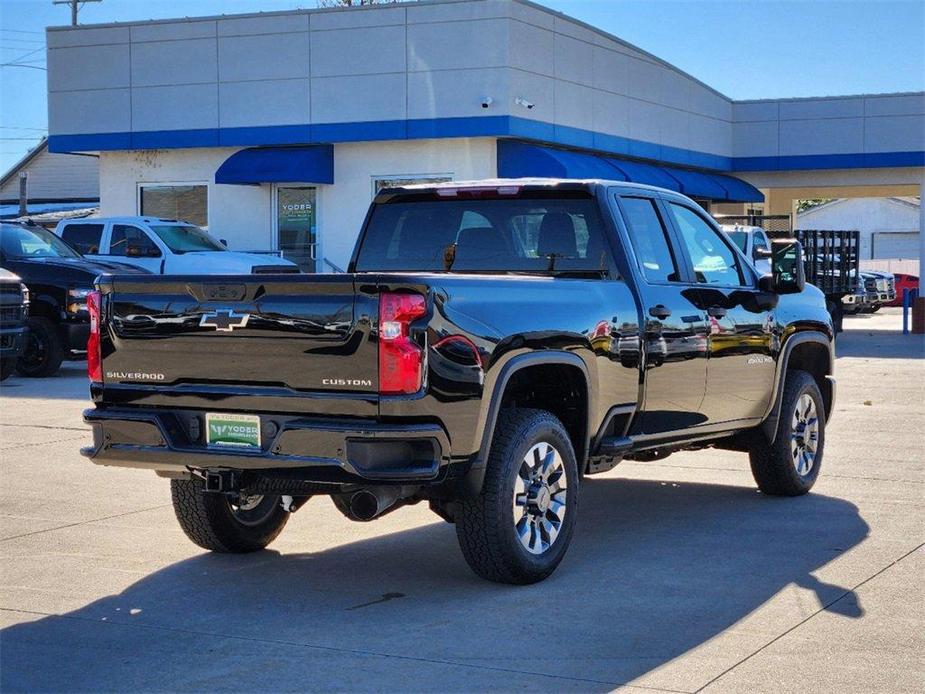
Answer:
[98, 275, 378, 416]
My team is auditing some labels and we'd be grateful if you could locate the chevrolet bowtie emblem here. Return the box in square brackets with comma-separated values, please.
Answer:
[199, 309, 251, 332]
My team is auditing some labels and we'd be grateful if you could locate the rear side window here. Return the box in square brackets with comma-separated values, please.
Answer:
[669, 203, 744, 286]
[61, 223, 103, 255]
[618, 197, 679, 283]
[109, 225, 160, 257]
[355, 196, 610, 274]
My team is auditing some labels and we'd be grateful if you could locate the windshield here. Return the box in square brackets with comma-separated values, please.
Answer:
[150, 225, 225, 253]
[354, 194, 610, 274]
[727, 230, 748, 253]
[1, 223, 82, 259]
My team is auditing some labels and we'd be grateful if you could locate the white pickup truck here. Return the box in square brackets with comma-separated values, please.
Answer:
[719, 224, 772, 276]
[55, 217, 298, 275]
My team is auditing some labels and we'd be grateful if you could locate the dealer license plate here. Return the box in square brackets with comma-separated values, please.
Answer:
[205, 412, 261, 449]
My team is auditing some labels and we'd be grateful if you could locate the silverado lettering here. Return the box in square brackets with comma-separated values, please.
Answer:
[81, 179, 835, 584]
[105, 371, 165, 381]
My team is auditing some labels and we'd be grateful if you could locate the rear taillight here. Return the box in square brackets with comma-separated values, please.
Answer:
[378, 292, 426, 394]
[87, 290, 102, 384]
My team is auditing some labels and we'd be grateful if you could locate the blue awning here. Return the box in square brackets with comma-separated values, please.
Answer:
[215, 145, 334, 185]
[497, 140, 763, 202]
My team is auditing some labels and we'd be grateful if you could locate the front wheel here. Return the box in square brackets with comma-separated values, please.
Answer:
[749, 369, 825, 496]
[171, 477, 289, 552]
[455, 408, 579, 584]
[0, 358, 16, 381]
[16, 317, 64, 378]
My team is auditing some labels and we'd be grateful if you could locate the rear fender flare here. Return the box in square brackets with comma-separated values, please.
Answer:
[458, 351, 592, 498]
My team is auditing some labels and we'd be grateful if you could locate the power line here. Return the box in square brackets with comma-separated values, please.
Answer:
[0, 127, 48, 131]
[0, 64, 47, 70]
[0, 29, 44, 35]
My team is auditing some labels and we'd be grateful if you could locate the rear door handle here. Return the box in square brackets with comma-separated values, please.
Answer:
[707, 307, 727, 318]
[648, 305, 672, 319]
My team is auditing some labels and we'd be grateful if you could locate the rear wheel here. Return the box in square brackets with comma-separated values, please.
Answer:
[16, 317, 64, 378]
[455, 408, 579, 584]
[749, 369, 824, 496]
[171, 477, 289, 552]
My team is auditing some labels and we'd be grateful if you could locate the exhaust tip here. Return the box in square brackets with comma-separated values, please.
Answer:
[349, 490, 381, 521]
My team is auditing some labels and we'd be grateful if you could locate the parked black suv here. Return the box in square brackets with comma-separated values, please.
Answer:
[0, 222, 148, 377]
[0, 268, 29, 380]
[81, 180, 835, 583]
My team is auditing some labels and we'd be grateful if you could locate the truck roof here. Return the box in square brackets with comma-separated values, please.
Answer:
[58, 216, 188, 226]
[377, 177, 671, 199]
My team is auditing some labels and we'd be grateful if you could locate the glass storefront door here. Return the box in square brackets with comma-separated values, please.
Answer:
[276, 186, 317, 272]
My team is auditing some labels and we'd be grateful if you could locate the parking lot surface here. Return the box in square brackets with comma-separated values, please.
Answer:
[1, 308, 922, 693]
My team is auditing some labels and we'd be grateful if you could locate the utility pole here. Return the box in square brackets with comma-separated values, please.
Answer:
[53, 0, 102, 27]
[18, 173, 28, 218]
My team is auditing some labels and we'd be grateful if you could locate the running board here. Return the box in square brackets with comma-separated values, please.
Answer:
[587, 436, 633, 474]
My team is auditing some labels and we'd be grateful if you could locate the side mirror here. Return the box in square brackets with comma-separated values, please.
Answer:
[759, 239, 805, 294]
[754, 247, 773, 260]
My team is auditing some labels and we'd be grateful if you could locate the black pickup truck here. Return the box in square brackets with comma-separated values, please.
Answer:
[81, 180, 835, 584]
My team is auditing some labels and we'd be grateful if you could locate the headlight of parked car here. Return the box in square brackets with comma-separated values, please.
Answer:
[67, 287, 92, 314]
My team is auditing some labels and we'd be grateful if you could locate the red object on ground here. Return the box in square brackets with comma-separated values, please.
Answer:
[888, 273, 919, 307]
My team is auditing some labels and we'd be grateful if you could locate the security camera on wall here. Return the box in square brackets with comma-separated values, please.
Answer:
[481, 96, 493, 109]
[515, 97, 535, 110]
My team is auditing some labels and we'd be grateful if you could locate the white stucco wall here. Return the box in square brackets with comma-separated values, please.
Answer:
[797, 197, 920, 260]
[98, 137, 497, 270]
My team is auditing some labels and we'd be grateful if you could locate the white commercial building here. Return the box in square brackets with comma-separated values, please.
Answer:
[45, 0, 925, 272]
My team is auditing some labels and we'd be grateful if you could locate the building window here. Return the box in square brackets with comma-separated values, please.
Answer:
[276, 186, 317, 273]
[139, 184, 208, 227]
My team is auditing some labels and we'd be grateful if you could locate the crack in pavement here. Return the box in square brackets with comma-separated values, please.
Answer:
[0, 435, 87, 452]
[0, 505, 172, 542]
[0, 423, 87, 432]
[0, 606, 686, 693]
[694, 541, 925, 693]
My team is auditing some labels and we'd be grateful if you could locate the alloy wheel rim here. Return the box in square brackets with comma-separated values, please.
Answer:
[790, 393, 819, 476]
[512, 441, 567, 555]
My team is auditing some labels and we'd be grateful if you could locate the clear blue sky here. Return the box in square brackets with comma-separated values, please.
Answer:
[2, 0, 923, 172]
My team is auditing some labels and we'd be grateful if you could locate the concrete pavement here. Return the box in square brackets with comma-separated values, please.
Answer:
[1, 309, 922, 692]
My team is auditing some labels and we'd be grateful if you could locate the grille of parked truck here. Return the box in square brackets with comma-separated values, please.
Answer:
[80, 179, 836, 584]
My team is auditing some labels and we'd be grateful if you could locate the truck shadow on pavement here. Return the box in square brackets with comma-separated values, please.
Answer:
[1, 478, 869, 692]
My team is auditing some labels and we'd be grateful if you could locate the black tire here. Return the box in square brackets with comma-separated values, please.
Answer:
[749, 370, 824, 496]
[0, 358, 16, 381]
[455, 408, 579, 584]
[827, 300, 844, 334]
[170, 477, 289, 553]
[16, 317, 64, 378]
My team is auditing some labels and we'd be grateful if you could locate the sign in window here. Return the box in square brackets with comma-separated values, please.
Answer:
[277, 186, 316, 272]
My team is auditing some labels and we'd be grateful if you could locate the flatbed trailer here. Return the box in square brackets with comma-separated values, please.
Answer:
[768, 229, 860, 332]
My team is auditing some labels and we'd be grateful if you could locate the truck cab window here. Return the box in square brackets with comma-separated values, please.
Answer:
[669, 204, 743, 286]
[618, 197, 679, 283]
[109, 225, 160, 257]
[61, 223, 104, 255]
